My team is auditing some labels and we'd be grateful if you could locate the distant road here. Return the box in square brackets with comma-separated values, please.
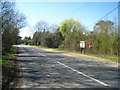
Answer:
[16, 45, 118, 88]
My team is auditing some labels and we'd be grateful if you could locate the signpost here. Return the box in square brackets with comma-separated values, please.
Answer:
[80, 41, 85, 54]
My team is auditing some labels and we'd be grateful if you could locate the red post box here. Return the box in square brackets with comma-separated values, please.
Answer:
[89, 43, 92, 48]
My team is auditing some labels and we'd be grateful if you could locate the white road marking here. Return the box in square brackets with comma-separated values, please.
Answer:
[38, 53, 46, 57]
[19, 54, 29, 56]
[57, 61, 109, 87]
[34, 51, 109, 87]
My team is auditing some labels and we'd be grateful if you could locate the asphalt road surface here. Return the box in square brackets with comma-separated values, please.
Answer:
[16, 45, 118, 88]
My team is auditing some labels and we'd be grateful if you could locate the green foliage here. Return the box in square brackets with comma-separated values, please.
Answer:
[44, 30, 64, 48]
[1, 2, 26, 54]
[59, 18, 86, 51]
[27, 40, 32, 45]
[45, 36, 53, 48]
[32, 18, 118, 58]
[86, 20, 118, 56]
[2, 46, 19, 89]
[32, 23, 64, 48]
[52, 31, 64, 48]
[23, 36, 31, 45]
[17, 36, 23, 44]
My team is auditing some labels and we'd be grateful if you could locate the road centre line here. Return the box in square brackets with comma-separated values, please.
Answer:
[38, 53, 46, 57]
[37, 51, 109, 86]
[56, 61, 109, 87]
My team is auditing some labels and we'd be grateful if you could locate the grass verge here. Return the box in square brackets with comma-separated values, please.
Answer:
[1, 46, 19, 89]
[32, 45, 118, 64]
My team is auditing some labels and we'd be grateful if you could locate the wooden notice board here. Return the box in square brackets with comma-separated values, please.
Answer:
[80, 41, 85, 48]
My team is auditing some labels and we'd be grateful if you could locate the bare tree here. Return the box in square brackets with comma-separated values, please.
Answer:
[35, 20, 49, 32]
[2, 2, 26, 53]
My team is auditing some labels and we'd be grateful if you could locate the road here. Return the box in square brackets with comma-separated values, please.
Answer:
[16, 45, 118, 88]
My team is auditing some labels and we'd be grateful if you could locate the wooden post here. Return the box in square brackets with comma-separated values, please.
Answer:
[83, 48, 85, 54]
[81, 48, 82, 53]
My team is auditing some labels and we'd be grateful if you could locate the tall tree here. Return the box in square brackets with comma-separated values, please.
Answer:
[1, 2, 26, 53]
[92, 20, 117, 55]
[35, 20, 49, 32]
[59, 19, 85, 51]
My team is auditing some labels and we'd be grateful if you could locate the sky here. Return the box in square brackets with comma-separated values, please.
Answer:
[15, 1, 119, 39]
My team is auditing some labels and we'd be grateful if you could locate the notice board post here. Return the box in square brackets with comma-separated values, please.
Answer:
[80, 41, 85, 54]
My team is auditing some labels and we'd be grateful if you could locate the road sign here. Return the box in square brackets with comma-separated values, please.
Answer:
[80, 41, 85, 48]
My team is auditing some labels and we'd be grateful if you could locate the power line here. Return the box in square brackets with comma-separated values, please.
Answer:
[57, 3, 89, 21]
[67, 3, 89, 15]
[87, 5, 119, 29]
